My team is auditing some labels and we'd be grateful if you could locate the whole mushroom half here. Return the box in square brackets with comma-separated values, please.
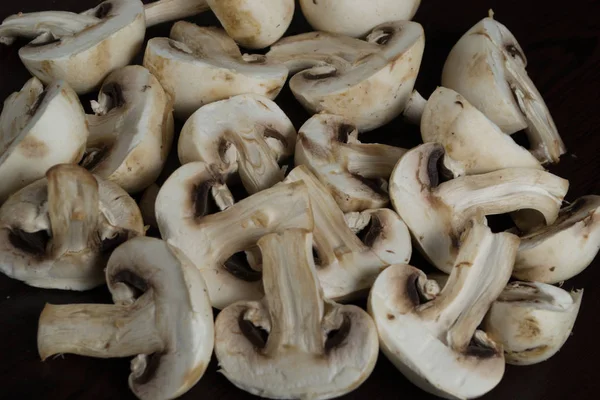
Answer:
[483, 281, 583, 366]
[178, 94, 296, 195]
[389, 143, 568, 273]
[0, 164, 144, 290]
[37, 236, 214, 400]
[369, 219, 519, 399]
[215, 229, 379, 400]
[144, 21, 288, 119]
[266, 20, 425, 131]
[441, 13, 566, 164]
[81, 65, 174, 194]
[0, 77, 88, 204]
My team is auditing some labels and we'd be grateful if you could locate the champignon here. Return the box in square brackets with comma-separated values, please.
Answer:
[215, 229, 379, 399]
[369, 219, 519, 399]
[266, 20, 425, 131]
[143, 21, 288, 119]
[37, 236, 214, 400]
[441, 12, 566, 164]
[483, 281, 583, 366]
[389, 143, 568, 273]
[144, 0, 210, 28]
[0, 164, 144, 290]
[178, 94, 296, 194]
[0, 77, 88, 204]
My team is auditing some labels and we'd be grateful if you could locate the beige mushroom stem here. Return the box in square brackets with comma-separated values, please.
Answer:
[402, 90, 427, 125]
[343, 144, 407, 179]
[0, 12, 100, 45]
[144, 0, 210, 28]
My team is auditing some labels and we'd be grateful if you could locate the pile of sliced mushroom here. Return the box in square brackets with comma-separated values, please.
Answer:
[0, 2, 595, 399]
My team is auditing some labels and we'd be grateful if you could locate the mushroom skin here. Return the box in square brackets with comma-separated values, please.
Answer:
[369, 220, 519, 399]
[37, 236, 214, 400]
[483, 281, 583, 366]
[0, 164, 144, 290]
[0, 77, 88, 204]
[215, 229, 378, 400]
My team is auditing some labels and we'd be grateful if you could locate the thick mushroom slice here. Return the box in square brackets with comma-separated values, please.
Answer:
[389, 143, 568, 273]
[81, 65, 174, 194]
[441, 13, 565, 164]
[0, 77, 88, 204]
[483, 281, 583, 366]
[0, 164, 144, 290]
[284, 165, 412, 300]
[0, 0, 145, 94]
[143, 21, 288, 119]
[369, 220, 518, 399]
[155, 161, 314, 309]
[178, 94, 296, 194]
[215, 229, 378, 399]
[266, 20, 425, 131]
[37, 236, 214, 400]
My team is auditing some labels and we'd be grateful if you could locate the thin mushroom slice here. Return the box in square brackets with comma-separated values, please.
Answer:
[389, 143, 568, 273]
[81, 65, 174, 194]
[441, 12, 565, 164]
[143, 21, 288, 120]
[266, 20, 425, 131]
[215, 229, 378, 400]
[483, 281, 583, 366]
[295, 114, 406, 212]
[178, 94, 296, 195]
[369, 220, 519, 399]
[0, 77, 88, 204]
[0, 164, 144, 290]
[37, 236, 214, 400]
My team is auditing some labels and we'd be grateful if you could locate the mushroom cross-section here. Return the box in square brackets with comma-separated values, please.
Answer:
[37, 236, 214, 400]
[215, 229, 379, 400]
[0, 164, 144, 290]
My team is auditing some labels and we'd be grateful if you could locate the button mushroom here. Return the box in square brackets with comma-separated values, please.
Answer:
[0, 77, 88, 204]
[37, 236, 214, 400]
[0, 164, 144, 290]
[389, 143, 568, 273]
[178, 94, 296, 195]
[215, 229, 379, 399]
[369, 219, 519, 399]
[266, 20, 425, 131]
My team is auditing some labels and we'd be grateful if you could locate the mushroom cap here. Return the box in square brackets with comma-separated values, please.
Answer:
[82, 65, 175, 194]
[0, 77, 88, 204]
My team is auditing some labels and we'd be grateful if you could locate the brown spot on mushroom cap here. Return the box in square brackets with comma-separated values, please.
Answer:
[239, 313, 269, 349]
[325, 314, 351, 353]
[517, 316, 541, 339]
[19, 136, 49, 158]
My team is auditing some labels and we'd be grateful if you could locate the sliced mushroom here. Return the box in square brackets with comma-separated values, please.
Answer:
[37, 236, 214, 400]
[143, 21, 288, 119]
[441, 13, 566, 164]
[0, 164, 144, 290]
[144, 0, 210, 28]
[81, 66, 174, 194]
[0, 77, 88, 204]
[178, 94, 296, 194]
[389, 143, 568, 273]
[0, 0, 146, 94]
[215, 229, 378, 399]
[284, 165, 412, 301]
[369, 219, 519, 399]
[483, 281, 583, 366]
[266, 20, 425, 131]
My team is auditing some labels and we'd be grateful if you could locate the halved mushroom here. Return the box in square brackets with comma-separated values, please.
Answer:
[0, 0, 146, 94]
[266, 20, 425, 131]
[37, 236, 214, 400]
[143, 21, 288, 119]
[0, 77, 88, 204]
[215, 229, 378, 399]
[389, 143, 568, 273]
[369, 219, 519, 399]
[155, 161, 314, 309]
[81, 65, 174, 194]
[483, 281, 583, 366]
[0, 164, 144, 290]
[441, 12, 565, 164]
[178, 94, 296, 194]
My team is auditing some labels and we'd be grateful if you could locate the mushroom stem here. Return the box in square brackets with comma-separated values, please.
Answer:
[402, 90, 427, 125]
[343, 143, 407, 178]
[144, 0, 209, 28]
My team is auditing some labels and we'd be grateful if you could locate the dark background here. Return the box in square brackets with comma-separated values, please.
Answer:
[1, 0, 599, 399]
